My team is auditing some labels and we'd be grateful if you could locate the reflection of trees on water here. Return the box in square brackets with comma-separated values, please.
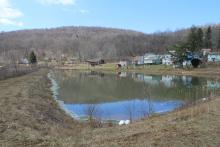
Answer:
[133, 73, 198, 88]
[51, 70, 220, 122]
[207, 80, 220, 89]
[53, 70, 220, 103]
[132, 73, 220, 101]
[86, 71, 105, 78]
[142, 81, 155, 118]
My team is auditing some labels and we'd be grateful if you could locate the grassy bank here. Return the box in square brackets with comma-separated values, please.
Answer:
[0, 70, 83, 146]
[83, 96, 220, 147]
[0, 69, 220, 146]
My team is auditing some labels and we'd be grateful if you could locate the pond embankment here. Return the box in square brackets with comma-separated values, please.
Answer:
[0, 69, 83, 146]
[0, 69, 220, 146]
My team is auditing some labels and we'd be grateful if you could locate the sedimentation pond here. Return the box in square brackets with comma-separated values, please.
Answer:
[48, 70, 220, 122]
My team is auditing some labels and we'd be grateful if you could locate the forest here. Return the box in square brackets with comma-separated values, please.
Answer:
[0, 24, 220, 63]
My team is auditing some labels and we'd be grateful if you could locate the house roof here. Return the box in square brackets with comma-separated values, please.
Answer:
[144, 54, 160, 58]
[144, 53, 156, 56]
[201, 48, 212, 51]
[86, 58, 103, 62]
[133, 56, 143, 61]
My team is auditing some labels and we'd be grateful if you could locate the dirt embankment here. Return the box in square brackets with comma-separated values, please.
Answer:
[0, 69, 220, 146]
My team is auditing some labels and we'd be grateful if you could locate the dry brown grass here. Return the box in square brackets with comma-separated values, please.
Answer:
[83, 97, 220, 147]
[0, 69, 220, 147]
[0, 70, 84, 146]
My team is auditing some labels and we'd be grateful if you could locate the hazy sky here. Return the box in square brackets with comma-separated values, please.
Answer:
[0, 0, 220, 33]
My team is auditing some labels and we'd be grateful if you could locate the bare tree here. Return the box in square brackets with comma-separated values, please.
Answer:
[9, 53, 18, 73]
[124, 101, 136, 123]
[84, 104, 102, 128]
[1, 25, 220, 61]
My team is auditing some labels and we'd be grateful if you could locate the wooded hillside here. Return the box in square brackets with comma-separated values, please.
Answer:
[0, 25, 219, 63]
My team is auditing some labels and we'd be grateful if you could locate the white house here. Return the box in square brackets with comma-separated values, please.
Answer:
[144, 53, 161, 64]
[208, 52, 220, 62]
[19, 58, 29, 64]
[119, 61, 129, 67]
[162, 54, 173, 65]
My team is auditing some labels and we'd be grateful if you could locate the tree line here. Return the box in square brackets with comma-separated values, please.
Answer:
[184, 26, 219, 52]
[0, 25, 220, 64]
[167, 25, 220, 66]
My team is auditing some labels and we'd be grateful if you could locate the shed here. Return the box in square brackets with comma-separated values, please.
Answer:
[132, 56, 144, 65]
[86, 58, 105, 66]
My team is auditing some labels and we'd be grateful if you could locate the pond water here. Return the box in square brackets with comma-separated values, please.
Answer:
[50, 70, 220, 121]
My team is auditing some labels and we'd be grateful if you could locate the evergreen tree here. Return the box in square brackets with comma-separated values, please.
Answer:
[204, 26, 212, 48]
[197, 28, 204, 49]
[187, 26, 198, 52]
[29, 51, 37, 64]
[217, 32, 220, 50]
[169, 42, 188, 64]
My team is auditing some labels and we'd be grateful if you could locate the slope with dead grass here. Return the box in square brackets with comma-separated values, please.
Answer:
[0, 70, 84, 146]
[0, 69, 219, 147]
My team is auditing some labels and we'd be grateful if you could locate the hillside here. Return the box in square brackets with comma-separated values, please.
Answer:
[0, 25, 219, 63]
[0, 26, 187, 62]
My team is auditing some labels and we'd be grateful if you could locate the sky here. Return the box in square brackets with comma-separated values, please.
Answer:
[0, 0, 220, 33]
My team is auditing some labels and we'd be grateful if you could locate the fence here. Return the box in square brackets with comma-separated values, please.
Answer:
[0, 65, 39, 80]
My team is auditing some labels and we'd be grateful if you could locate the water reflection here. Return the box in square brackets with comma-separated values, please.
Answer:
[52, 70, 220, 121]
[207, 81, 220, 89]
[64, 99, 182, 121]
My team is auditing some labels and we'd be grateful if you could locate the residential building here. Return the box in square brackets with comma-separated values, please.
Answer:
[132, 56, 144, 65]
[201, 49, 212, 56]
[119, 61, 129, 67]
[19, 58, 29, 64]
[144, 53, 161, 64]
[208, 52, 220, 62]
[162, 54, 173, 65]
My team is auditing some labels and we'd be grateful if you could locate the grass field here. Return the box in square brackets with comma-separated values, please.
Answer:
[0, 69, 220, 146]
